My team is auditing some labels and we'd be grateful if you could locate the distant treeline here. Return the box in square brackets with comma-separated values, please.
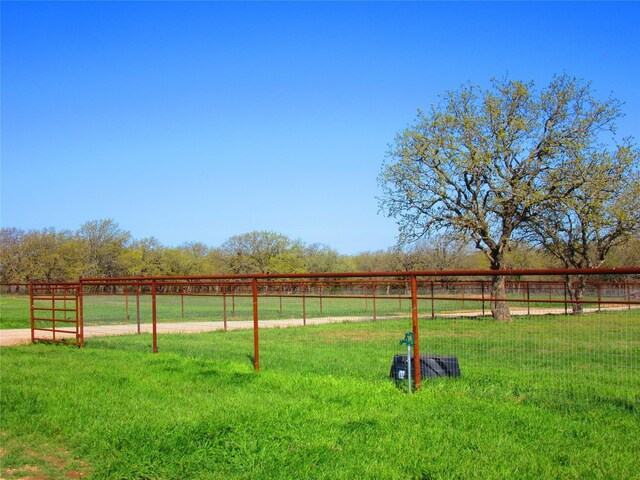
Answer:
[1, 219, 638, 283]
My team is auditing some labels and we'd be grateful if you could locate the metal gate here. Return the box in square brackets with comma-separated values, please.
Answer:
[30, 282, 83, 346]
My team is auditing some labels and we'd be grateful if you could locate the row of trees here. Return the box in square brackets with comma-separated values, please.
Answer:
[379, 74, 640, 318]
[2, 219, 637, 286]
[0, 221, 339, 282]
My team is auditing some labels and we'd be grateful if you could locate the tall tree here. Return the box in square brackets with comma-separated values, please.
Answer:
[402, 234, 472, 272]
[523, 142, 640, 312]
[77, 219, 131, 277]
[379, 74, 625, 320]
[220, 231, 302, 274]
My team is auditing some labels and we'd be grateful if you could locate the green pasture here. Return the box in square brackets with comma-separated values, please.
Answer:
[1, 311, 638, 479]
[0, 295, 31, 329]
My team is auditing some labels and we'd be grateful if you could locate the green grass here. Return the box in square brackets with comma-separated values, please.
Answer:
[0, 295, 32, 329]
[1, 312, 639, 479]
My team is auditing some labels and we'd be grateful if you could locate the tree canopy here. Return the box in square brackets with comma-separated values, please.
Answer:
[379, 74, 637, 319]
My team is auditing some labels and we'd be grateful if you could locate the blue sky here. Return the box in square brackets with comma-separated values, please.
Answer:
[2, 1, 639, 254]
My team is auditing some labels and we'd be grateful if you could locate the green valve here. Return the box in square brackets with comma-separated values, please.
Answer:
[399, 332, 414, 394]
[400, 332, 414, 347]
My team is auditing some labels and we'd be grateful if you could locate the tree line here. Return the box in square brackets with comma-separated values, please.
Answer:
[1, 219, 637, 285]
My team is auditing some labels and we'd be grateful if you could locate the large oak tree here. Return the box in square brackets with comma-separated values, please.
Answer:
[379, 74, 626, 320]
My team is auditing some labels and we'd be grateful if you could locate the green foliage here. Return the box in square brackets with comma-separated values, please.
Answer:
[379, 73, 637, 320]
[379, 74, 628, 269]
[526, 141, 640, 269]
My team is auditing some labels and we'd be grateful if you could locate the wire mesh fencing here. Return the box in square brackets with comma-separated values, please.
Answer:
[417, 275, 639, 410]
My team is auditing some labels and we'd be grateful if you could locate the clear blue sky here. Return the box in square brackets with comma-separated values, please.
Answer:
[2, 1, 639, 254]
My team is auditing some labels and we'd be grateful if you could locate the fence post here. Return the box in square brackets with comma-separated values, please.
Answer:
[78, 280, 84, 348]
[252, 277, 260, 371]
[152, 279, 158, 354]
[136, 282, 141, 334]
[29, 282, 35, 343]
[51, 286, 56, 342]
[373, 283, 377, 321]
[481, 281, 486, 316]
[430, 281, 435, 320]
[411, 275, 422, 390]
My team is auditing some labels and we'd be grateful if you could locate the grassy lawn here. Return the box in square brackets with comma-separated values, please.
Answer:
[1, 312, 638, 479]
[0, 295, 32, 329]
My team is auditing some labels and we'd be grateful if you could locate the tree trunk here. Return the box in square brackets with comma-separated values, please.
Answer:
[566, 275, 587, 315]
[491, 274, 512, 322]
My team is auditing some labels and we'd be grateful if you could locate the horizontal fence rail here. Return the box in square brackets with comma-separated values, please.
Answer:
[22, 268, 640, 409]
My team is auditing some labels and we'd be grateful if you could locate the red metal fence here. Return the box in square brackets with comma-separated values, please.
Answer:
[28, 268, 640, 396]
[30, 282, 83, 346]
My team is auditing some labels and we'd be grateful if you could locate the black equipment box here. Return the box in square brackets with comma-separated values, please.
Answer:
[390, 354, 461, 382]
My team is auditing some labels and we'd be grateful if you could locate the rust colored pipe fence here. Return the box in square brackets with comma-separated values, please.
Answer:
[30, 267, 640, 391]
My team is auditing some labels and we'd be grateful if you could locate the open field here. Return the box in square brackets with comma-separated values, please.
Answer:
[1, 312, 638, 479]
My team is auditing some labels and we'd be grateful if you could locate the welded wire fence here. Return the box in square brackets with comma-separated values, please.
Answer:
[25, 269, 640, 409]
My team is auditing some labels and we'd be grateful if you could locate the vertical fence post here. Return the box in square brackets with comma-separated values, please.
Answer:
[51, 287, 56, 342]
[29, 282, 35, 343]
[136, 282, 141, 334]
[597, 283, 602, 312]
[152, 279, 158, 354]
[481, 281, 486, 316]
[430, 281, 435, 320]
[411, 275, 422, 390]
[78, 280, 84, 348]
[527, 281, 531, 316]
[320, 284, 323, 315]
[181, 288, 185, 319]
[564, 281, 568, 315]
[252, 277, 260, 371]
[373, 283, 377, 321]
[279, 283, 283, 317]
